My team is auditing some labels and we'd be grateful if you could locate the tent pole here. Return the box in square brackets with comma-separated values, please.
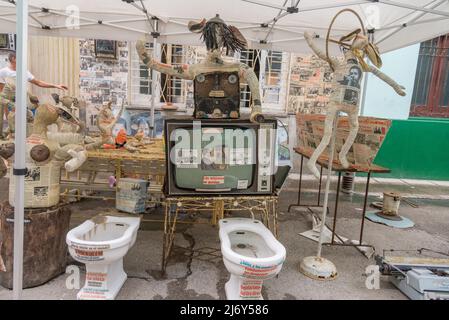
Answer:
[13, 0, 28, 301]
[379, 0, 449, 18]
[150, 18, 160, 138]
[360, 68, 370, 116]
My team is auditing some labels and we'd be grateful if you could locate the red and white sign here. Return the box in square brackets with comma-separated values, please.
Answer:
[203, 176, 225, 185]
[239, 279, 263, 299]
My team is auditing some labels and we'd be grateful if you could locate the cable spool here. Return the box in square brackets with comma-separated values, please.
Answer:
[325, 8, 366, 71]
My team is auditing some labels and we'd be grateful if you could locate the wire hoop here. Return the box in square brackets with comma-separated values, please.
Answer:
[326, 8, 366, 71]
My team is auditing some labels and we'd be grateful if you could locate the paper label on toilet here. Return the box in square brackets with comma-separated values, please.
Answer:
[71, 242, 110, 250]
[70, 243, 109, 262]
[239, 279, 263, 299]
[78, 272, 110, 300]
[240, 263, 278, 280]
[74, 249, 104, 262]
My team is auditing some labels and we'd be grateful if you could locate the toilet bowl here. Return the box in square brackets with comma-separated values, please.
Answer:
[66, 215, 140, 300]
[219, 218, 286, 300]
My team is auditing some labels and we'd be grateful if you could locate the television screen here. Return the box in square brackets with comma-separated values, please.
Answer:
[165, 119, 278, 196]
[171, 127, 256, 192]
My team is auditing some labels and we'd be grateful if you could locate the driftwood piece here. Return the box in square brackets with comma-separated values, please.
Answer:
[0, 202, 71, 289]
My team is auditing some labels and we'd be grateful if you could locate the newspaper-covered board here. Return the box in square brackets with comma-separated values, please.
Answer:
[296, 113, 392, 167]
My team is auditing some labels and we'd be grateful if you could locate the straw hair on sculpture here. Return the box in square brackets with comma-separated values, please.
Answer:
[303, 8, 406, 179]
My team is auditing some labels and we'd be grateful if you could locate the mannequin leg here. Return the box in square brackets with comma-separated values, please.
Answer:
[306, 107, 338, 179]
[338, 110, 359, 168]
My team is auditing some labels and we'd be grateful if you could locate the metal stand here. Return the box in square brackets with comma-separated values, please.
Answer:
[287, 156, 324, 211]
[161, 195, 279, 274]
[299, 114, 338, 281]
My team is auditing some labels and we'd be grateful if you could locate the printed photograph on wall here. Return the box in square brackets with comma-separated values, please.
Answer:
[95, 40, 117, 59]
[0, 34, 8, 49]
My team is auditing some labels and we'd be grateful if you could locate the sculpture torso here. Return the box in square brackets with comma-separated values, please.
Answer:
[329, 51, 363, 110]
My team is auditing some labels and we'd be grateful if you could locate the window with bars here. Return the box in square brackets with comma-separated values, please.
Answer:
[238, 49, 261, 109]
[129, 42, 154, 107]
[410, 34, 449, 118]
[129, 43, 289, 113]
[163, 44, 186, 104]
[263, 50, 284, 106]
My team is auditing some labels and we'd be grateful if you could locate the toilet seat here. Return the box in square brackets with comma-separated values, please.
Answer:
[67, 216, 140, 250]
[219, 218, 285, 267]
[219, 218, 286, 300]
[66, 215, 140, 300]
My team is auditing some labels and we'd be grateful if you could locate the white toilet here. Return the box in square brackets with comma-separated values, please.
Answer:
[219, 218, 286, 300]
[66, 215, 140, 300]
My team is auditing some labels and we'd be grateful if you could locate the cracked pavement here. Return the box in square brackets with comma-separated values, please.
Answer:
[0, 172, 448, 300]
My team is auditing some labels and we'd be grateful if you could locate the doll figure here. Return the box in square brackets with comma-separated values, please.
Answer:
[303, 29, 406, 178]
[86, 101, 125, 150]
[136, 14, 264, 123]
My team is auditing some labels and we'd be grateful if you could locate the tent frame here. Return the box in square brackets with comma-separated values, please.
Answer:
[7, 0, 449, 300]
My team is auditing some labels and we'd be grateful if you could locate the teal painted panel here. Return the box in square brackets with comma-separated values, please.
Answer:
[372, 119, 449, 180]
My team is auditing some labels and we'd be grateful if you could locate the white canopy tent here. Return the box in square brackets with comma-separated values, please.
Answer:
[2, 0, 449, 300]
[1, 0, 449, 54]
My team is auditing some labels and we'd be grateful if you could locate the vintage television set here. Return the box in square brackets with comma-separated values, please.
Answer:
[164, 119, 284, 196]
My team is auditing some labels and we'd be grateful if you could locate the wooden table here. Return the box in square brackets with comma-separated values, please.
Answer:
[60, 138, 166, 202]
[289, 147, 390, 251]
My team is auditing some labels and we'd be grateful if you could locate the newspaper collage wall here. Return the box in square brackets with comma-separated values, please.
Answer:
[287, 54, 335, 115]
[79, 40, 129, 132]
[296, 114, 392, 167]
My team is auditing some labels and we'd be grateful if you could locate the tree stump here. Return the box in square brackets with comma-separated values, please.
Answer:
[0, 202, 71, 289]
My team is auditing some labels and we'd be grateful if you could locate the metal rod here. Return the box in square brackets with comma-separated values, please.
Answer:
[331, 172, 342, 244]
[360, 63, 370, 116]
[13, 0, 28, 301]
[317, 113, 338, 258]
[288, 155, 303, 212]
[139, 0, 156, 33]
[323, 243, 374, 249]
[360, 171, 371, 244]
[263, 0, 289, 42]
[379, 0, 449, 18]
[242, 0, 289, 11]
[299, 0, 368, 13]
[376, 0, 447, 45]
[0, 15, 40, 28]
[317, 166, 323, 206]
[28, 13, 45, 28]
[150, 20, 159, 138]
[44, 9, 150, 36]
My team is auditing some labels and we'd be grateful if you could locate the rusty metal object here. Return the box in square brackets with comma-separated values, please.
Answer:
[0, 202, 72, 289]
[0, 143, 14, 179]
[0, 143, 14, 159]
[194, 71, 240, 119]
[30, 144, 51, 162]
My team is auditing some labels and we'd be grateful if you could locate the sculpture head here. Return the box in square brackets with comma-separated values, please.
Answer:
[188, 14, 247, 54]
[339, 29, 382, 68]
[52, 93, 80, 110]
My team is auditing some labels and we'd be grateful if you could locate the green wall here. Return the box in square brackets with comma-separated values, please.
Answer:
[372, 118, 449, 181]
